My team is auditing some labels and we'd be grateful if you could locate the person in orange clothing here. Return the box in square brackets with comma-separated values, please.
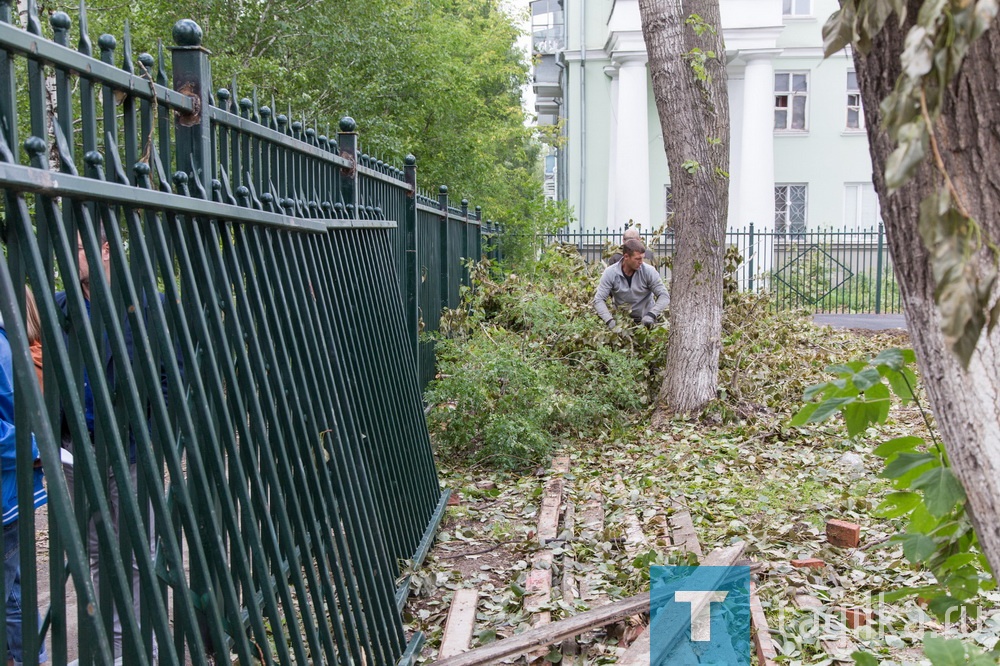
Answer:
[23, 288, 42, 391]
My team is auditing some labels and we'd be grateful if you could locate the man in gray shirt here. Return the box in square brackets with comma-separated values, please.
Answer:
[593, 238, 669, 329]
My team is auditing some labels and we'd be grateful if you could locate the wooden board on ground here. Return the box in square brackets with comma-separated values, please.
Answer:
[439, 589, 480, 659]
[578, 491, 606, 606]
[669, 505, 703, 557]
[614, 475, 648, 555]
[614, 542, 747, 666]
[430, 543, 747, 666]
[560, 501, 579, 656]
[750, 582, 779, 666]
[537, 456, 569, 543]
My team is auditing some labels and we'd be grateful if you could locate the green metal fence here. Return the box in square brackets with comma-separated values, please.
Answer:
[546, 222, 903, 315]
[0, 4, 483, 664]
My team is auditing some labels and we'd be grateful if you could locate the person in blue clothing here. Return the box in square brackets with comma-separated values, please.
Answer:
[56, 227, 164, 660]
[1, 306, 48, 665]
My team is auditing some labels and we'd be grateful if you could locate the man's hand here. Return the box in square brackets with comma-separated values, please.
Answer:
[606, 318, 617, 331]
[641, 314, 655, 329]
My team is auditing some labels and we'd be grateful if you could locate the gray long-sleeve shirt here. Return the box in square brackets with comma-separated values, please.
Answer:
[592, 262, 669, 324]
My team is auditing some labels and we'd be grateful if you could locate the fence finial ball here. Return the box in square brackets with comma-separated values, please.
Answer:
[404, 154, 416, 166]
[23, 136, 46, 156]
[439, 185, 448, 195]
[173, 19, 203, 47]
[98, 34, 116, 51]
[50, 12, 71, 30]
[339, 117, 357, 132]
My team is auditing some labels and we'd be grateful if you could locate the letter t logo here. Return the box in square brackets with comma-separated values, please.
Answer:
[674, 591, 729, 641]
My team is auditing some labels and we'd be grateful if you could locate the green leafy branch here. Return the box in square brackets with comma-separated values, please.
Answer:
[822, 0, 1000, 367]
[792, 348, 994, 624]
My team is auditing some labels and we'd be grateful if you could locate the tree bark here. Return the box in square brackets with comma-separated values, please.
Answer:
[853, 2, 1000, 575]
[639, 0, 730, 415]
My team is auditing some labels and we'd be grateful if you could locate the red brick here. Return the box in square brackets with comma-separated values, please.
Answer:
[842, 608, 869, 628]
[790, 558, 825, 569]
[826, 519, 861, 548]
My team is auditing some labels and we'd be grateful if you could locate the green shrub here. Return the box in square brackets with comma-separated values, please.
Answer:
[425, 247, 656, 471]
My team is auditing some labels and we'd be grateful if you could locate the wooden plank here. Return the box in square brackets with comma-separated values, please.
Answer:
[431, 543, 746, 666]
[438, 589, 480, 659]
[560, 502, 579, 656]
[614, 475, 648, 555]
[537, 456, 568, 543]
[524, 552, 553, 616]
[750, 582, 779, 666]
[537, 479, 564, 543]
[615, 625, 651, 666]
[579, 492, 606, 605]
[614, 543, 747, 666]
[669, 506, 703, 557]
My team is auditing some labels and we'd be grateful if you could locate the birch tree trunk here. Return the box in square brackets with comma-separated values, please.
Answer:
[638, 0, 730, 416]
[853, 4, 1000, 575]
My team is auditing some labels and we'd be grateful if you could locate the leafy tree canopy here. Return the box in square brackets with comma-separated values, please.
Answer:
[38, 0, 561, 236]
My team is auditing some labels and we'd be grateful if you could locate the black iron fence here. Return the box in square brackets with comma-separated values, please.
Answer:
[545, 222, 902, 315]
[0, 5, 486, 665]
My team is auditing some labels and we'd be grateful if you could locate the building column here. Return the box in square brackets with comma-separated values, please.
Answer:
[738, 50, 778, 279]
[605, 64, 619, 232]
[612, 55, 650, 233]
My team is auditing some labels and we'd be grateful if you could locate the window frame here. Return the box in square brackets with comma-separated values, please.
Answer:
[781, 0, 812, 17]
[775, 183, 808, 238]
[843, 182, 881, 231]
[774, 71, 810, 132]
[846, 70, 864, 131]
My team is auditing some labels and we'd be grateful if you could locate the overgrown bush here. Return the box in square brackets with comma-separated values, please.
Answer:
[424, 246, 660, 471]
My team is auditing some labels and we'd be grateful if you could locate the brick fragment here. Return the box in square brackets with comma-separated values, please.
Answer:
[826, 519, 861, 548]
[790, 558, 825, 569]
[842, 608, 869, 628]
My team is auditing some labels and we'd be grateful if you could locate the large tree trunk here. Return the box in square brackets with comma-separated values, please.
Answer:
[853, 3, 1000, 575]
[639, 0, 730, 415]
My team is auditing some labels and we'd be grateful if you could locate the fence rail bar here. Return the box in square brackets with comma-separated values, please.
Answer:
[543, 223, 901, 315]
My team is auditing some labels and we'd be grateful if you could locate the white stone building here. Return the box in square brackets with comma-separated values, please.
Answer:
[531, 0, 879, 237]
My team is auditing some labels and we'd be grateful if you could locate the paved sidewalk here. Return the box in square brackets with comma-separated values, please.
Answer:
[813, 314, 907, 330]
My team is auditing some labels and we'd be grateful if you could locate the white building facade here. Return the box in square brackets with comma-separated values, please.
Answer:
[531, 0, 878, 236]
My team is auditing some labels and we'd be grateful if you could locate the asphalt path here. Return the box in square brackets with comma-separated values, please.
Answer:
[813, 313, 907, 330]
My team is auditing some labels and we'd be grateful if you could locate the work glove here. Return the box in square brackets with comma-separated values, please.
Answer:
[606, 318, 617, 331]
[641, 314, 655, 329]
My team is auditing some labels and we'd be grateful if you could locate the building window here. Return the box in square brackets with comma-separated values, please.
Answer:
[844, 183, 880, 230]
[775, 72, 808, 131]
[782, 0, 811, 16]
[847, 71, 864, 129]
[775, 184, 807, 236]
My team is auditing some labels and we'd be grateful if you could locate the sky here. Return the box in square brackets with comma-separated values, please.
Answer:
[501, 0, 538, 124]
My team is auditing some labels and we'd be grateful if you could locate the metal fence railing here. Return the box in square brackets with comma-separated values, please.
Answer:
[545, 222, 902, 315]
[0, 5, 485, 664]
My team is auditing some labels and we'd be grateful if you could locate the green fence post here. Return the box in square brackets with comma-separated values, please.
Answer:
[875, 222, 884, 314]
[748, 222, 755, 293]
[475, 205, 483, 261]
[438, 186, 450, 312]
[338, 117, 359, 218]
[169, 18, 216, 654]
[170, 20, 213, 193]
[403, 155, 419, 367]
[460, 198, 469, 289]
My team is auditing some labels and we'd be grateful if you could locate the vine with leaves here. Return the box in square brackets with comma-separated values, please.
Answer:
[823, 0, 1000, 366]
